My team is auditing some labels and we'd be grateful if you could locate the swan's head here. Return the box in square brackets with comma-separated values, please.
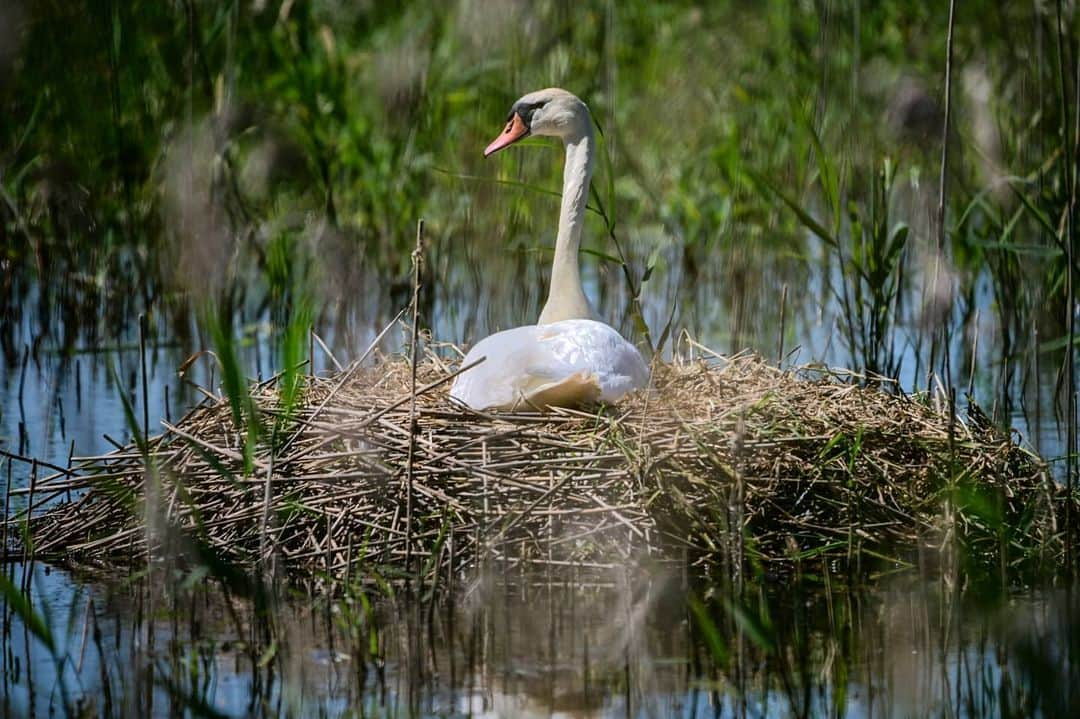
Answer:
[484, 88, 591, 157]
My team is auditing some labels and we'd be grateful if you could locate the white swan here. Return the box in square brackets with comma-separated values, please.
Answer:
[450, 88, 649, 412]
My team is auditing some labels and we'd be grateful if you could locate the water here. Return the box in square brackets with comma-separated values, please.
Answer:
[5, 558, 1078, 717]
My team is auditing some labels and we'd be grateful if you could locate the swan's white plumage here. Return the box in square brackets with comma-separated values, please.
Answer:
[451, 88, 649, 412]
[450, 319, 649, 411]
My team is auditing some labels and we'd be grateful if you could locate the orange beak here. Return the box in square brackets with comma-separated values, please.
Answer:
[484, 112, 530, 157]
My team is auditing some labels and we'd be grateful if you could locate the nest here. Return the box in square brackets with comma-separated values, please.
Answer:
[11, 350, 1067, 583]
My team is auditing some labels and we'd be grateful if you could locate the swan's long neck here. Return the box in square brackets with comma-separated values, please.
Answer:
[538, 126, 596, 324]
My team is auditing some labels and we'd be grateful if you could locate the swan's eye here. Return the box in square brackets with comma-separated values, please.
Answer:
[512, 101, 544, 127]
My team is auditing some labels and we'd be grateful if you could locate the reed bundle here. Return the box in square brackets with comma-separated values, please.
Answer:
[11, 350, 1065, 582]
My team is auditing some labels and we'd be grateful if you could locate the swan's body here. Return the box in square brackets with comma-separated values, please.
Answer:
[450, 88, 649, 412]
[451, 320, 649, 411]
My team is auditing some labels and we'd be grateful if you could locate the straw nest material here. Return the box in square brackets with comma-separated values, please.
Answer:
[15, 350, 1067, 582]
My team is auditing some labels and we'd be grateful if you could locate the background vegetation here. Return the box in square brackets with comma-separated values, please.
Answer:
[2, 1, 1076, 416]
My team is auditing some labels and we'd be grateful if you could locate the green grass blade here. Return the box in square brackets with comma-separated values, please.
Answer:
[689, 595, 729, 665]
[0, 571, 55, 653]
[747, 169, 838, 249]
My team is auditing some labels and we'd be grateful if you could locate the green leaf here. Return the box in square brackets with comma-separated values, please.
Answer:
[655, 298, 678, 358]
[747, 169, 838, 249]
[109, 362, 147, 456]
[788, 540, 848, 560]
[0, 571, 55, 653]
[971, 240, 1062, 257]
[432, 166, 571, 206]
[689, 596, 729, 665]
[886, 223, 909, 267]
[258, 640, 279, 668]
[805, 116, 840, 234]
[1007, 180, 1058, 239]
[1039, 334, 1080, 353]
[723, 597, 776, 653]
[579, 247, 623, 265]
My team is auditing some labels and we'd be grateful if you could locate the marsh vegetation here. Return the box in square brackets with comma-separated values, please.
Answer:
[2, 0, 1080, 716]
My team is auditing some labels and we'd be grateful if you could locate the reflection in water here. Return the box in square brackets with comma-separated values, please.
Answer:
[3, 559, 1080, 717]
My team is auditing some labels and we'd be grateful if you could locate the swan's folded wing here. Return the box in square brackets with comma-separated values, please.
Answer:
[536, 320, 649, 402]
[519, 370, 602, 410]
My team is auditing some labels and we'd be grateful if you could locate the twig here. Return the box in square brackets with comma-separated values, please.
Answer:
[405, 219, 425, 574]
[311, 331, 343, 373]
[931, 0, 957, 389]
[260, 429, 276, 580]
[140, 314, 150, 442]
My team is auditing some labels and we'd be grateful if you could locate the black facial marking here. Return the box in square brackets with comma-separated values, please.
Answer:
[509, 100, 545, 129]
